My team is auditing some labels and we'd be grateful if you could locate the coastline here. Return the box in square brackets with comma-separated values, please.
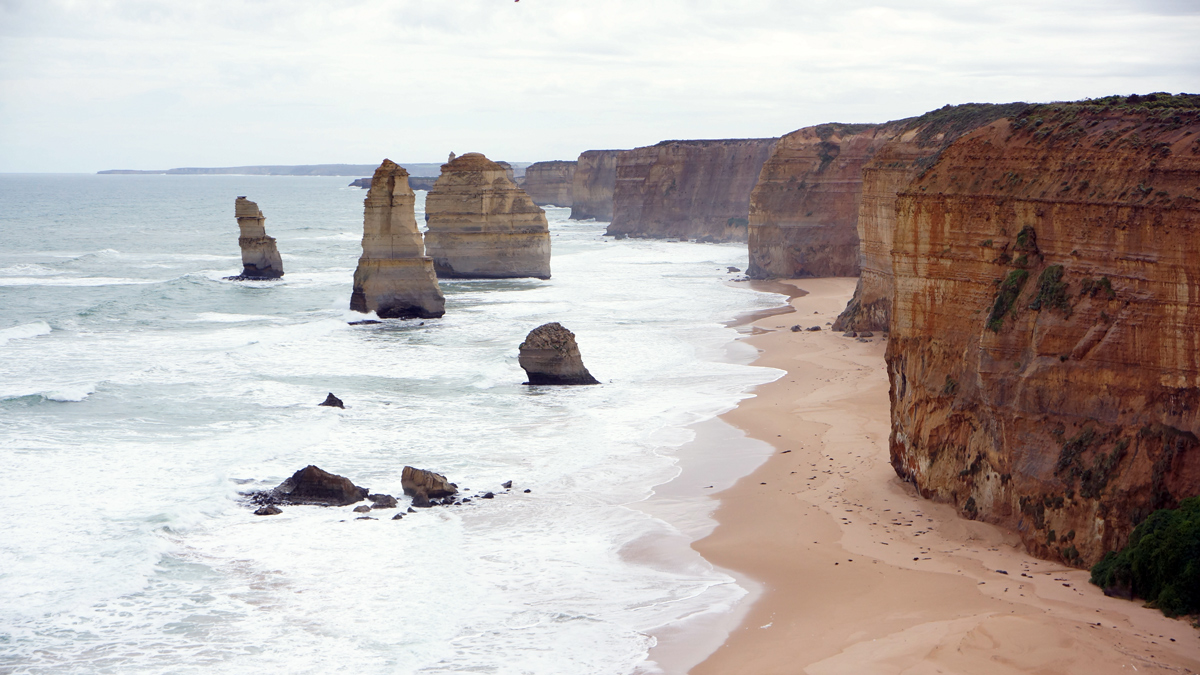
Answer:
[687, 278, 1200, 674]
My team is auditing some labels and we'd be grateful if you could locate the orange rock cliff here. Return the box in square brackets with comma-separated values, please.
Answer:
[832, 103, 1027, 331]
[522, 160, 576, 207]
[569, 150, 620, 221]
[606, 138, 777, 242]
[886, 95, 1200, 566]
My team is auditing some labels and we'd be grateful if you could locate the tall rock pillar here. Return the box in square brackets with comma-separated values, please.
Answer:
[350, 159, 446, 319]
[424, 153, 551, 279]
[231, 197, 284, 279]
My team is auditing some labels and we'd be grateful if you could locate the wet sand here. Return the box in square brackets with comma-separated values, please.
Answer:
[688, 277, 1200, 674]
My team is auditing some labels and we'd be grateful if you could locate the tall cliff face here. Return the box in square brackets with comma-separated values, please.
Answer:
[886, 96, 1200, 567]
[350, 159, 445, 319]
[569, 150, 620, 221]
[746, 124, 902, 279]
[424, 153, 551, 279]
[522, 161, 576, 207]
[231, 197, 284, 279]
[833, 104, 1028, 331]
[606, 139, 777, 242]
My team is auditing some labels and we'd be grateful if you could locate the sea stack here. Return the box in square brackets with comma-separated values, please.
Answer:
[518, 323, 599, 385]
[230, 197, 284, 279]
[349, 159, 446, 319]
[424, 153, 551, 279]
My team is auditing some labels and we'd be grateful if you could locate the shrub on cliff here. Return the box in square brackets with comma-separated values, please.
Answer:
[1090, 497, 1200, 617]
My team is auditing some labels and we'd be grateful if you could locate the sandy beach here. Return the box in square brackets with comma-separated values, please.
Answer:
[688, 277, 1200, 674]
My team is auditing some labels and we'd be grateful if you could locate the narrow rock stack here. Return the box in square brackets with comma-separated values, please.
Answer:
[230, 197, 284, 279]
[518, 322, 599, 385]
[424, 153, 551, 279]
[350, 159, 446, 319]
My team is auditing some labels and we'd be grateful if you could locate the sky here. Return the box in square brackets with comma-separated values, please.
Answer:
[0, 0, 1197, 172]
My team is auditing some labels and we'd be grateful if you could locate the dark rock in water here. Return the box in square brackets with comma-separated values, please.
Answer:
[368, 494, 398, 509]
[482, 492, 495, 499]
[462, 498, 472, 503]
[502, 480, 513, 489]
[518, 322, 600, 385]
[524, 489, 531, 493]
[353, 505, 372, 513]
[348, 319, 383, 325]
[727, 266, 741, 273]
[392, 513, 404, 520]
[402, 466, 458, 505]
[806, 326, 821, 331]
[254, 505, 282, 516]
[355, 516, 376, 520]
[790, 325, 802, 332]
[412, 493, 432, 508]
[260, 465, 368, 506]
[407, 507, 416, 513]
[319, 393, 344, 408]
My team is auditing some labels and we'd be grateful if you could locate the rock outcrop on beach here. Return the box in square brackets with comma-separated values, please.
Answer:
[831, 104, 1027, 332]
[607, 139, 776, 242]
[263, 465, 368, 506]
[522, 161, 577, 206]
[518, 322, 600, 385]
[746, 124, 905, 279]
[350, 159, 446, 319]
[886, 95, 1200, 567]
[569, 150, 621, 221]
[227, 197, 284, 280]
[402, 466, 458, 507]
[424, 153, 551, 279]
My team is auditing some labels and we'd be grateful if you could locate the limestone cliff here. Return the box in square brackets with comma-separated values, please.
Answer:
[607, 139, 776, 242]
[522, 161, 577, 207]
[229, 197, 284, 279]
[886, 95, 1200, 567]
[833, 104, 1027, 331]
[570, 150, 620, 221]
[350, 159, 445, 319]
[746, 124, 904, 279]
[424, 153, 551, 279]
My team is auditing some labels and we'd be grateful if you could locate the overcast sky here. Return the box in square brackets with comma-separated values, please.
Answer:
[1, 0, 1197, 172]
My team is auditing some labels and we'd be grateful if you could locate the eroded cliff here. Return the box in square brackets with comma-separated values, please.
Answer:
[887, 95, 1200, 566]
[569, 150, 620, 221]
[350, 159, 445, 319]
[833, 104, 1027, 331]
[424, 153, 551, 279]
[607, 139, 776, 242]
[523, 161, 576, 207]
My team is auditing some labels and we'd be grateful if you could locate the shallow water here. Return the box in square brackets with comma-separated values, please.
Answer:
[0, 174, 782, 674]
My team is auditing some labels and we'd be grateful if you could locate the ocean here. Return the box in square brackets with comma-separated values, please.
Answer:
[0, 174, 782, 674]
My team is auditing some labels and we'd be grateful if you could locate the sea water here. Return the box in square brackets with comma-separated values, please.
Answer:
[0, 174, 782, 674]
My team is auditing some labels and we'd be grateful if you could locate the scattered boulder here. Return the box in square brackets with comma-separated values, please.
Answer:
[319, 393, 344, 408]
[392, 513, 404, 520]
[353, 505, 372, 513]
[368, 494, 398, 509]
[502, 480, 513, 489]
[524, 489, 531, 493]
[482, 492, 495, 499]
[806, 326, 821, 332]
[355, 516, 376, 521]
[261, 465, 368, 507]
[842, 331, 858, 338]
[348, 319, 382, 326]
[254, 505, 282, 516]
[518, 322, 600, 385]
[727, 266, 741, 273]
[858, 331, 875, 338]
[402, 465, 457, 508]
[790, 325, 802, 332]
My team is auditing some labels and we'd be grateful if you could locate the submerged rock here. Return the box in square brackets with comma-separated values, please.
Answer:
[254, 505, 282, 516]
[350, 159, 446, 319]
[353, 504, 372, 513]
[262, 465, 368, 507]
[518, 323, 600, 386]
[368, 494, 398, 509]
[226, 197, 284, 280]
[319, 393, 344, 408]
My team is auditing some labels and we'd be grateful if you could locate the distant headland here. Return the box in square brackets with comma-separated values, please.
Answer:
[97, 162, 532, 177]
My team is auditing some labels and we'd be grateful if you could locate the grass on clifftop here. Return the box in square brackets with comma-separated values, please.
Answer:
[1090, 497, 1200, 618]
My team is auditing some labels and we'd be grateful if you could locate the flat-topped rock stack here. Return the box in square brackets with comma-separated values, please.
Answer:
[350, 159, 446, 319]
[229, 197, 284, 279]
[570, 150, 620, 221]
[424, 153, 551, 279]
[523, 160, 577, 207]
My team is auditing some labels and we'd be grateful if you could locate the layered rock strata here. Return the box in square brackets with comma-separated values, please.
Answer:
[746, 124, 906, 279]
[833, 104, 1028, 331]
[229, 197, 284, 279]
[424, 153, 551, 279]
[522, 161, 577, 207]
[402, 466, 457, 507]
[886, 95, 1200, 567]
[569, 150, 620, 221]
[607, 139, 776, 242]
[518, 322, 599, 385]
[350, 160, 446, 319]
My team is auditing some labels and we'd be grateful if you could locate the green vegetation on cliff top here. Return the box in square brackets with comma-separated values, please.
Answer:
[1090, 497, 1200, 618]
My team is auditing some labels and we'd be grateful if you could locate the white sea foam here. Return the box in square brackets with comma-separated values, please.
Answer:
[0, 276, 171, 287]
[0, 320, 51, 345]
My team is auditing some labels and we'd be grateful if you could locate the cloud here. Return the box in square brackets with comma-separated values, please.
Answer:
[0, 0, 1197, 171]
